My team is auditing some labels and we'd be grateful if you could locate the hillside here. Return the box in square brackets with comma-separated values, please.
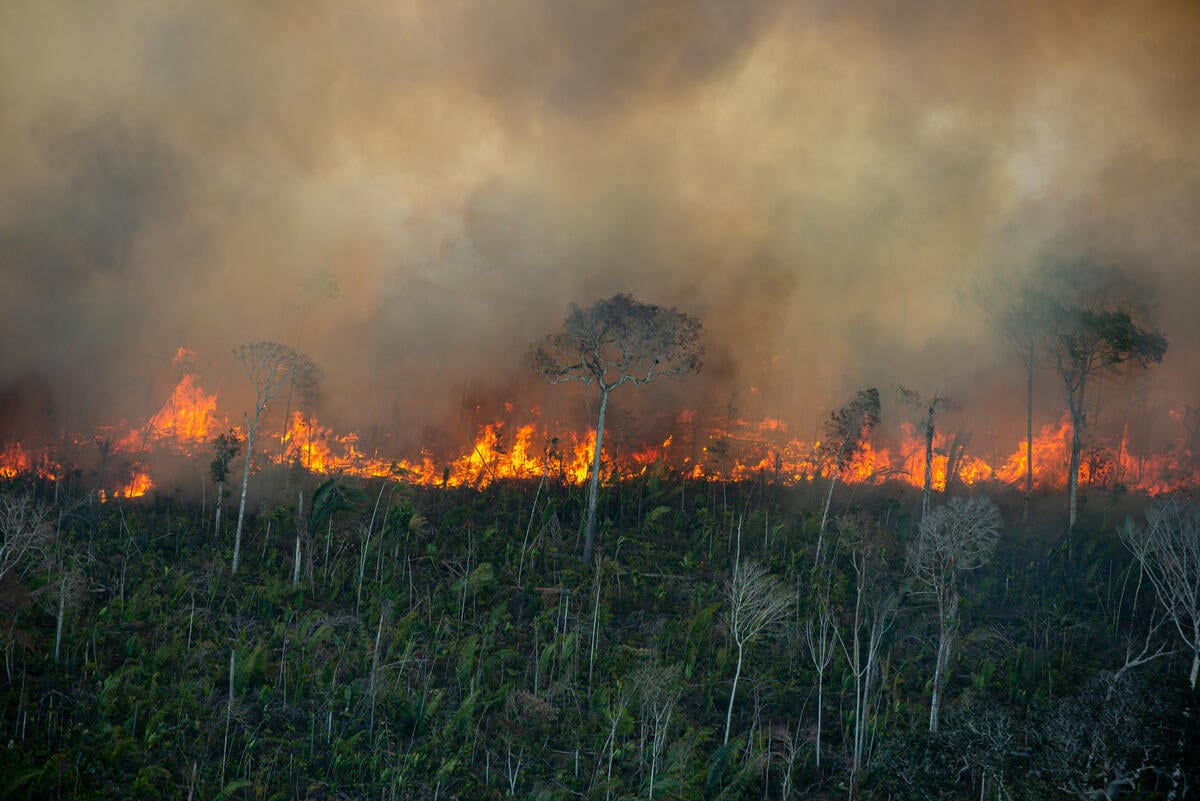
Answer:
[1, 470, 1196, 800]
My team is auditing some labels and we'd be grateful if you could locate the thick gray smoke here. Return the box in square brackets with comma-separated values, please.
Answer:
[2, 1, 1198, 462]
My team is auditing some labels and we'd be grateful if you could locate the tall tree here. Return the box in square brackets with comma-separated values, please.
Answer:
[1120, 497, 1200, 690]
[231, 342, 319, 575]
[1040, 265, 1166, 535]
[530, 293, 703, 570]
[973, 274, 1048, 523]
[896, 386, 958, 521]
[817, 388, 881, 559]
[908, 495, 1001, 732]
[723, 557, 791, 745]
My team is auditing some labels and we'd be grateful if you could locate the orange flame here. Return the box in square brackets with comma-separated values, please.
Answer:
[4, 367, 1199, 499]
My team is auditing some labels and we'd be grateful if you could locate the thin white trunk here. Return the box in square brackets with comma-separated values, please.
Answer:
[583, 389, 610, 571]
[724, 642, 744, 745]
[53, 573, 67, 662]
[233, 410, 262, 575]
[293, 490, 303, 586]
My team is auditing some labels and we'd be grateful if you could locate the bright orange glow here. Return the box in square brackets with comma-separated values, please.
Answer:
[118, 470, 153, 498]
[0, 442, 58, 482]
[3, 367, 1198, 498]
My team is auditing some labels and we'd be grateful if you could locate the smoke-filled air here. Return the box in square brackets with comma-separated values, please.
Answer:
[2, 1, 1199, 498]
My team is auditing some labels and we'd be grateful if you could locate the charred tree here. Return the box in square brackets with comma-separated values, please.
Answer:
[530, 294, 703, 571]
[231, 342, 319, 575]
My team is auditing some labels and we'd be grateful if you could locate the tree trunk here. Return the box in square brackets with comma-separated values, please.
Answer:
[929, 590, 957, 733]
[1190, 648, 1198, 692]
[293, 490, 303, 587]
[583, 389, 610, 571]
[817, 445, 847, 566]
[214, 479, 224, 543]
[1023, 344, 1034, 523]
[54, 572, 68, 662]
[724, 641, 744, 745]
[232, 410, 262, 575]
[922, 412, 935, 521]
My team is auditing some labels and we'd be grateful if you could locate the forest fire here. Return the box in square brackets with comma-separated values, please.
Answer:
[0, 372, 1197, 498]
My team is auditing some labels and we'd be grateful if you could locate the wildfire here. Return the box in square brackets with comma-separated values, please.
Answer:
[1, 369, 1198, 498]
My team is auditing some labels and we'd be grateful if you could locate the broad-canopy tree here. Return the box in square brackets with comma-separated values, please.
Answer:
[530, 293, 703, 570]
[1039, 264, 1166, 535]
[231, 341, 319, 575]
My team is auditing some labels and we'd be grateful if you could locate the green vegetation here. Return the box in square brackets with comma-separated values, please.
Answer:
[1, 468, 1196, 800]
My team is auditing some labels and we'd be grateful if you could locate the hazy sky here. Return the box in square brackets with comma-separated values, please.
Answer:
[2, 1, 1198, 455]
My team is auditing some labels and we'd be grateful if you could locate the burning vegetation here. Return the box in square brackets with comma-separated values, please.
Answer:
[0, 364, 1196, 503]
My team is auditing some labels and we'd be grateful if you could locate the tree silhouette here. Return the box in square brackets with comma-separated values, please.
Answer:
[1040, 264, 1166, 535]
[230, 342, 319, 575]
[530, 294, 703, 570]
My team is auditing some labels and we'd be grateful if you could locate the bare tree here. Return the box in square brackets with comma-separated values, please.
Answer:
[973, 273, 1048, 523]
[817, 388, 881, 557]
[896, 386, 959, 521]
[629, 655, 682, 800]
[801, 554, 837, 771]
[723, 558, 791, 745]
[835, 516, 896, 797]
[1039, 263, 1166, 535]
[909, 495, 1002, 732]
[0, 491, 52, 584]
[1120, 497, 1200, 690]
[530, 294, 703, 570]
[231, 342, 319, 575]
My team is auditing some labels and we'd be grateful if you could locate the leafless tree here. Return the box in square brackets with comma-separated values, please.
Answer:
[724, 557, 791, 745]
[835, 516, 896, 797]
[817, 388, 881, 559]
[1039, 263, 1166, 536]
[896, 386, 959, 521]
[530, 294, 703, 570]
[630, 655, 682, 800]
[972, 272, 1048, 523]
[1120, 497, 1200, 690]
[801, 555, 837, 771]
[231, 341, 319, 574]
[909, 495, 1002, 732]
[0, 491, 52, 584]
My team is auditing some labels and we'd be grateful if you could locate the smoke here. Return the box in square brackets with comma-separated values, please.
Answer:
[1, 0, 1198, 460]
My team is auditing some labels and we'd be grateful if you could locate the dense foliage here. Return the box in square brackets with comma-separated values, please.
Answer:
[1, 467, 1196, 800]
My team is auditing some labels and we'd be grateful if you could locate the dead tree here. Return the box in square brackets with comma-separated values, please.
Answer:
[1120, 497, 1200, 690]
[909, 495, 1002, 732]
